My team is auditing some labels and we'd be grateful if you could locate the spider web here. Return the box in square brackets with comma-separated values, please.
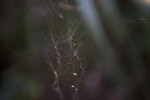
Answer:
[26, 0, 87, 100]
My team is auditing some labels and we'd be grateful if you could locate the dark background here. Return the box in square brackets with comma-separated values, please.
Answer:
[0, 0, 150, 100]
